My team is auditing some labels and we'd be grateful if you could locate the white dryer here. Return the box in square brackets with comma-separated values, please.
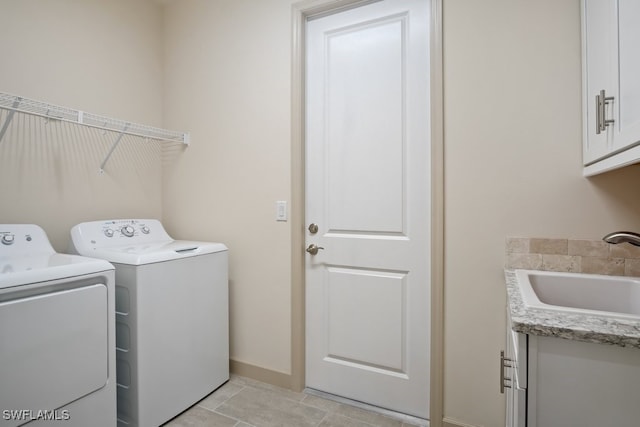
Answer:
[69, 219, 229, 427]
[0, 224, 116, 427]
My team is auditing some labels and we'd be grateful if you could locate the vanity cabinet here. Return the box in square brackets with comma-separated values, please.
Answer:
[582, 0, 640, 175]
[504, 313, 640, 427]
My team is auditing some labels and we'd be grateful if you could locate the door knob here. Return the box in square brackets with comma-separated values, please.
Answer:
[306, 244, 324, 255]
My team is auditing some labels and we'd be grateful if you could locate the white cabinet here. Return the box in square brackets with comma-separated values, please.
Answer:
[505, 313, 640, 426]
[527, 336, 640, 427]
[582, 0, 640, 176]
[503, 312, 527, 427]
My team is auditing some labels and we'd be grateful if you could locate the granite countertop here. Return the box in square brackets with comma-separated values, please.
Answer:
[504, 269, 640, 349]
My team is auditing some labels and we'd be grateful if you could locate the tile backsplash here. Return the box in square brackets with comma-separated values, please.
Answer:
[506, 237, 640, 277]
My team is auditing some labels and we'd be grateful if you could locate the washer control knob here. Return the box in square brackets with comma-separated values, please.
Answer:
[141, 226, 150, 234]
[121, 225, 135, 237]
[1, 234, 15, 245]
[104, 229, 114, 238]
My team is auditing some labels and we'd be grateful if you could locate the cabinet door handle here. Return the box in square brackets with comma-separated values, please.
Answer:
[500, 350, 513, 394]
[604, 92, 615, 129]
[596, 89, 615, 134]
[596, 92, 603, 134]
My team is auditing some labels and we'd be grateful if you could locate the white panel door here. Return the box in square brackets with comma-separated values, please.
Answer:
[305, 0, 430, 419]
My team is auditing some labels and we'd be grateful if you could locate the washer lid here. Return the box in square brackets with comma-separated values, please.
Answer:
[79, 240, 228, 265]
[0, 253, 114, 289]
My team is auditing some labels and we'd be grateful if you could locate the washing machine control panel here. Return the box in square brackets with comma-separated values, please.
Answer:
[0, 224, 54, 255]
[100, 220, 156, 240]
[71, 219, 173, 252]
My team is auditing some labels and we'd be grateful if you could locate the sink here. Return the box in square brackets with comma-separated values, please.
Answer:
[515, 269, 640, 320]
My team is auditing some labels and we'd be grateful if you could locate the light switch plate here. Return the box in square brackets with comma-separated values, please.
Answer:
[276, 201, 287, 221]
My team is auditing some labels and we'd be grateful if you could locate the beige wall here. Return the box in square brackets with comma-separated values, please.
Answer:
[161, 0, 293, 375]
[0, 0, 165, 250]
[4, 0, 640, 426]
[443, 0, 640, 425]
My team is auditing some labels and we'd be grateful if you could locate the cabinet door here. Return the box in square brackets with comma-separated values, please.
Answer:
[505, 321, 515, 427]
[528, 336, 640, 427]
[582, 0, 616, 164]
[613, 0, 640, 152]
[505, 312, 527, 427]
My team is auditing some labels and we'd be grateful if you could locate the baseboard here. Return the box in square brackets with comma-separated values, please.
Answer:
[229, 359, 293, 390]
[442, 417, 481, 427]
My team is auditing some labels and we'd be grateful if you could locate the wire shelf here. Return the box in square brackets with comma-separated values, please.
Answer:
[0, 92, 189, 144]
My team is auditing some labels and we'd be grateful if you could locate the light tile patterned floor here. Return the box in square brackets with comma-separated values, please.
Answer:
[163, 375, 428, 427]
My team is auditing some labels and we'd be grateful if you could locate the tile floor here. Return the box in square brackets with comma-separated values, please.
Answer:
[163, 375, 428, 427]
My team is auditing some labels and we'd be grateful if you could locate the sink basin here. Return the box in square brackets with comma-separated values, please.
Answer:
[515, 269, 640, 320]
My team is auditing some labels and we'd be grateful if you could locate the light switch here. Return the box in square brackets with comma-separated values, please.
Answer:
[276, 201, 287, 221]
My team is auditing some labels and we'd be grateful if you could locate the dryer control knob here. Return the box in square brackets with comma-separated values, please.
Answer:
[104, 229, 114, 238]
[1, 234, 15, 245]
[141, 226, 150, 234]
[121, 225, 135, 237]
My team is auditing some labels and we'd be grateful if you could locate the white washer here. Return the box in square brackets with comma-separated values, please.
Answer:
[0, 224, 116, 427]
[69, 219, 229, 427]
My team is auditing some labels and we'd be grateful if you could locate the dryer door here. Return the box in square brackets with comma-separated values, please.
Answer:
[0, 283, 108, 426]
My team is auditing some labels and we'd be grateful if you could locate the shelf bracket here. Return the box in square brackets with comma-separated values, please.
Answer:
[0, 97, 22, 143]
[99, 123, 130, 174]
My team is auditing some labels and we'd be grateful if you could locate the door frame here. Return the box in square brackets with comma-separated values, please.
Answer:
[290, 0, 444, 424]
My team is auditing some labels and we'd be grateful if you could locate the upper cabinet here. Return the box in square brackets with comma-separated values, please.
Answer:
[582, 0, 640, 176]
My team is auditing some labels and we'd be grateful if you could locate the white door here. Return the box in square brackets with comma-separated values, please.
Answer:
[305, 0, 431, 419]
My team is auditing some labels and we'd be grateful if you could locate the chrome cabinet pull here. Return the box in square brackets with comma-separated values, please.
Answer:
[596, 89, 615, 134]
[596, 92, 603, 134]
[500, 350, 513, 394]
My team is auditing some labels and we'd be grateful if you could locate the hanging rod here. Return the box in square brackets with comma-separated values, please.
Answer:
[0, 91, 190, 145]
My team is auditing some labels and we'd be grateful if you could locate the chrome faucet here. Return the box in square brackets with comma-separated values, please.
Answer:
[602, 231, 640, 247]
